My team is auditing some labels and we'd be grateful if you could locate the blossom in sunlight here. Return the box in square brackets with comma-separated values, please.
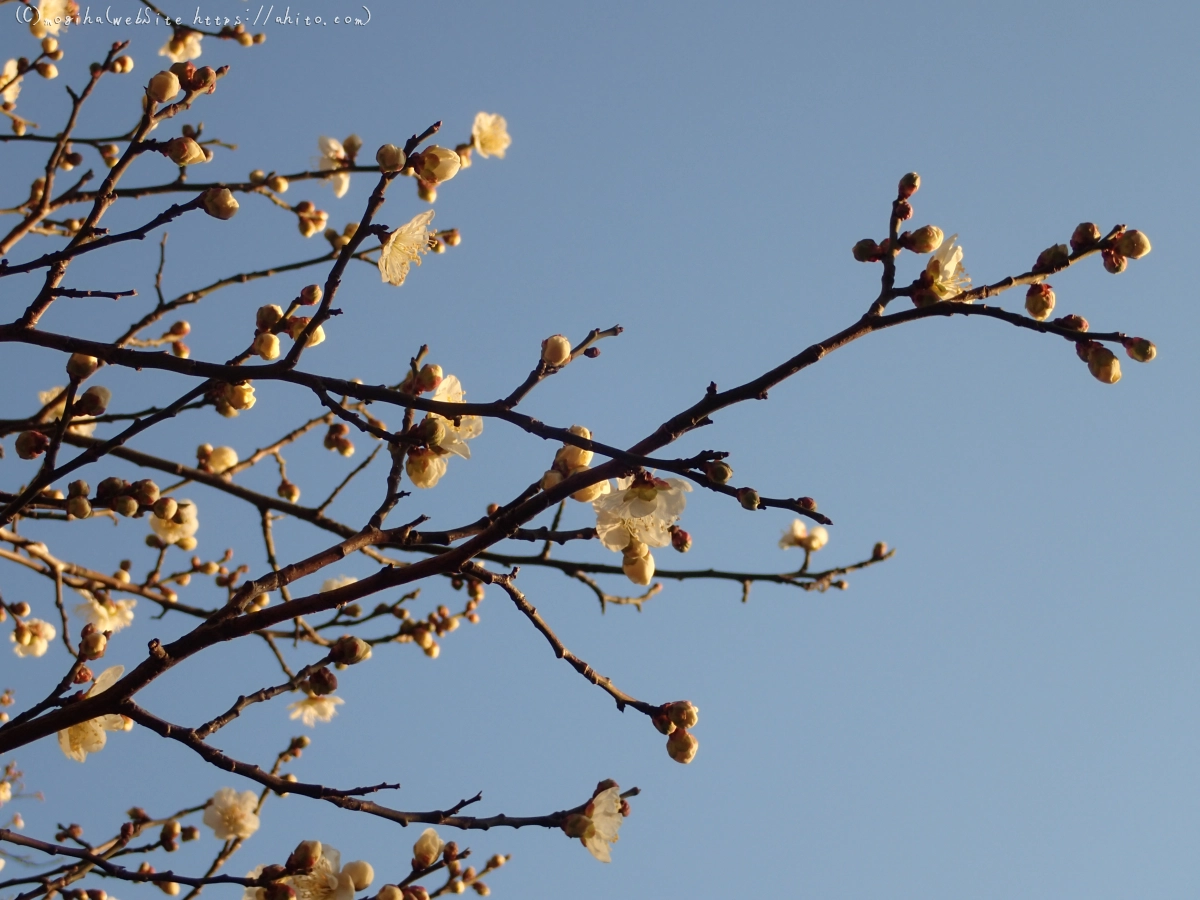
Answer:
[288, 693, 344, 727]
[575, 786, 623, 863]
[471, 112, 511, 159]
[290, 845, 357, 900]
[2, 60, 21, 105]
[779, 519, 828, 552]
[593, 474, 691, 552]
[405, 447, 448, 490]
[0, 782, 12, 806]
[149, 499, 199, 545]
[203, 787, 260, 840]
[412, 828, 444, 869]
[425, 375, 483, 459]
[321, 575, 357, 593]
[75, 595, 136, 634]
[159, 30, 203, 63]
[378, 210, 435, 286]
[34, 0, 78, 36]
[926, 234, 971, 301]
[11, 618, 56, 658]
[317, 136, 352, 198]
[57, 666, 131, 762]
[38, 386, 97, 437]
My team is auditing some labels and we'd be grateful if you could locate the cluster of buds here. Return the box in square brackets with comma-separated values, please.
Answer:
[66, 479, 92, 519]
[853, 173, 922, 264]
[168, 61, 218, 94]
[540, 425, 607, 502]
[652, 701, 700, 764]
[86, 477, 163, 519]
[109, 55, 134, 74]
[79, 623, 108, 661]
[323, 423, 354, 457]
[218, 21, 265, 46]
[399, 363, 443, 395]
[277, 478, 300, 503]
[294, 201, 329, 238]
[250, 170, 290, 193]
[396, 603, 458, 658]
[214, 381, 256, 417]
[669, 524, 692, 553]
[196, 443, 238, 475]
[145, 497, 199, 551]
[324, 221, 358, 251]
[1103, 228, 1152, 275]
[160, 819, 182, 852]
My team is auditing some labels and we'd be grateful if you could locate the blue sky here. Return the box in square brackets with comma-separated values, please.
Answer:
[3, 1, 1199, 898]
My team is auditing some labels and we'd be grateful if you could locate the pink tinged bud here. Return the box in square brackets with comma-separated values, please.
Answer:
[80, 631, 107, 660]
[67, 353, 100, 379]
[903, 225, 943, 254]
[112, 495, 139, 517]
[898, 172, 920, 199]
[1033, 244, 1071, 274]
[1075, 339, 1099, 363]
[670, 528, 692, 552]
[705, 460, 733, 484]
[894, 200, 913, 221]
[147, 71, 181, 103]
[166, 137, 206, 166]
[540, 334, 572, 367]
[263, 884, 296, 900]
[415, 363, 443, 393]
[1115, 229, 1151, 259]
[76, 385, 112, 416]
[412, 828, 445, 869]
[666, 728, 699, 764]
[852, 239, 883, 263]
[1102, 248, 1127, 274]
[737, 487, 761, 510]
[202, 187, 238, 219]
[252, 332, 281, 361]
[286, 840, 323, 873]
[1086, 345, 1122, 384]
[1070, 222, 1101, 252]
[1124, 337, 1156, 362]
[330, 635, 371, 665]
[1024, 283, 1056, 321]
[415, 146, 461, 184]
[666, 700, 699, 729]
[651, 710, 675, 734]
[16, 430, 51, 459]
[376, 143, 407, 173]
[1054, 314, 1089, 332]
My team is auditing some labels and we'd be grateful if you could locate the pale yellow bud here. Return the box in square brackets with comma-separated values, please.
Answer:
[540, 469, 564, 491]
[1086, 346, 1122, 385]
[555, 425, 593, 469]
[252, 332, 281, 361]
[666, 728, 699, 764]
[75, 385, 111, 416]
[153, 497, 178, 520]
[412, 828, 445, 869]
[375, 143, 406, 173]
[202, 187, 238, 220]
[341, 861, 373, 891]
[905, 225, 944, 254]
[67, 496, 93, 519]
[41, 37, 58, 54]
[223, 382, 256, 411]
[207, 446, 238, 474]
[147, 71, 181, 103]
[36, 62, 57, 79]
[622, 548, 655, 585]
[286, 317, 326, 347]
[1024, 283, 1055, 321]
[415, 146, 461, 184]
[299, 284, 322, 305]
[540, 334, 572, 367]
[568, 467, 608, 503]
[256, 305, 284, 330]
[1115, 229, 1151, 260]
[666, 700, 699, 729]
[166, 137, 206, 166]
[1124, 337, 1156, 363]
[67, 353, 100, 379]
[80, 631, 107, 660]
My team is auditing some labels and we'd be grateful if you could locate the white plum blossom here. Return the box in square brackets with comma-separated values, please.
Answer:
[779, 519, 828, 552]
[0, 782, 12, 805]
[35, 0, 77, 35]
[2, 60, 21, 105]
[471, 112, 511, 159]
[583, 786, 623, 863]
[926, 234, 972, 301]
[203, 787, 260, 840]
[57, 666, 131, 762]
[321, 575, 357, 592]
[75, 595, 136, 634]
[159, 31, 203, 63]
[592, 474, 691, 551]
[378, 210, 435, 286]
[317, 136, 351, 199]
[11, 618, 56, 657]
[38, 387, 97, 437]
[149, 499, 199, 545]
[290, 845, 356, 900]
[288, 694, 343, 727]
[426, 375, 483, 459]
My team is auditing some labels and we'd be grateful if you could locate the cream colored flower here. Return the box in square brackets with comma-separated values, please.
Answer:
[38, 386, 97, 437]
[593, 475, 691, 551]
[159, 30, 203, 63]
[2, 60, 21, 105]
[290, 845, 356, 900]
[471, 112, 511, 159]
[317, 136, 351, 199]
[288, 694, 344, 727]
[149, 499, 199, 545]
[0, 781, 12, 805]
[75, 595, 136, 634]
[425, 375, 482, 459]
[927, 234, 971, 301]
[203, 787, 260, 840]
[57, 666, 129, 762]
[412, 828, 444, 868]
[583, 786, 622, 863]
[11, 618, 56, 657]
[321, 575, 357, 593]
[378, 210, 435, 286]
[405, 448, 448, 489]
[780, 519, 828, 552]
[207, 446, 238, 474]
[35, 0, 77, 35]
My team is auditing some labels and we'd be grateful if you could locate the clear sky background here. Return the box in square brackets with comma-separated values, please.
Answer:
[3, 1, 1199, 898]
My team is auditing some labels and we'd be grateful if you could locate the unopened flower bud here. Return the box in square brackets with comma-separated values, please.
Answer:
[341, 861, 373, 892]
[67, 496, 93, 519]
[1115, 229, 1151, 259]
[666, 728, 699, 764]
[904, 225, 943, 254]
[666, 700, 699, 729]
[158, 883, 180, 896]
[36, 62, 57, 79]
[68, 480, 90, 497]
[330, 635, 371, 665]
[1102, 248, 1127, 274]
[287, 317, 325, 347]
[1123, 337, 1156, 363]
[737, 487, 761, 510]
[1033, 244, 1070, 273]
[376, 888, 403, 900]
[176, 536, 198, 551]
[376, 143, 406, 173]
[898, 172, 920, 199]
[852, 239, 882, 263]
[1070, 222, 1101, 251]
[797, 496, 817, 511]
[67, 353, 100, 379]
[308, 667, 338, 695]
[256, 305, 284, 331]
[166, 137, 206, 166]
[417, 180, 436, 203]
[265, 175, 289, 193]
[80, 631, 107, 660]
[130, 480, 160, 505]
[1086, 345, 1121, 384]
[540, 469, 564, 491]
[670, 527, 692, 553]
[414, 146, 461, 184]
[152, 497, 178, 521]
[252, 332, 281, 361]
[413, 827, 445, 869]
[872, 541, 888, 560]
[894, 200, 913, 221]
[202, 187, 238, 219]
[222, 382, 256, 410]
[1053, 314, 1089, 332]
[16, 430, 51, 459]
[651, 709, 675, 734]
[415, 363, 443, 393]
[443, 229, 461, 247]
[299, 284, 322, 306]
[278, 480, 300, 502]
[1024, 283, 1055, 321]
[622, 549, 655, 585]
[540, 334, 572, 367]
[705, 460, 733, 484]
[75, 385, 111, 416]
[286, 840, 322, 873]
